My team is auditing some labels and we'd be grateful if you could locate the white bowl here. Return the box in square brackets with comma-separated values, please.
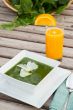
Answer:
[0, 50, 60, 94]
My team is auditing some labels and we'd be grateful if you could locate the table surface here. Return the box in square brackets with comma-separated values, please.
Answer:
[0, 0, 73, 110]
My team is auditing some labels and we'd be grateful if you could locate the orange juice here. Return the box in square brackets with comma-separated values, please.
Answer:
[46, 28, 64, 60]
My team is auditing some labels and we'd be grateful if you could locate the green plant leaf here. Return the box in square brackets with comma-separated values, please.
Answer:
[55, 5, 67, 14]
[10, 0, 20, 5]
[58, 0, 69, 5]
[0, 15, 35, 30]
[18, 0, 33, 15]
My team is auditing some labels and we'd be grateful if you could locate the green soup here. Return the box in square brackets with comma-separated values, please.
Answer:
[5, 57, 53, 85]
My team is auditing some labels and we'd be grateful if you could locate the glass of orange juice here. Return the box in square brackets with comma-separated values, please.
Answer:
[46, 27, 64, 60]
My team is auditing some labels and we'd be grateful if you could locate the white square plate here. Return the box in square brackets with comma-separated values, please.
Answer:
[0, 67, 71, 108]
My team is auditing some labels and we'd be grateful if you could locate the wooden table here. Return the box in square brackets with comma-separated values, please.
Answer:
[0, 0, 73, 110]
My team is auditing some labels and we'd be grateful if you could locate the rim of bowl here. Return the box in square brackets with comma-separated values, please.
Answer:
[3, 0, 18, 12]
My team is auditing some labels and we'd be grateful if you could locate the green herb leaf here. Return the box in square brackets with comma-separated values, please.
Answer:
[10, 0, 20, 5]
[18, 0, 33, 15]
[0, 15, 35, 30]
[58, 0, 69, 5]
[55, 5, 67, 14]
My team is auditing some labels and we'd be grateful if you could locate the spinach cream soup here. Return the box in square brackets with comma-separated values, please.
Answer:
[5, 57, 53, 85]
